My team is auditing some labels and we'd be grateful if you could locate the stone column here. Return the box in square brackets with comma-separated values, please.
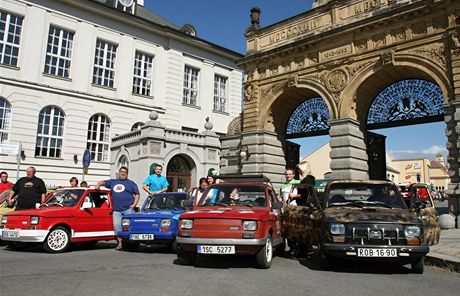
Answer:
[329, 118, 369, 180]
[445, 101, 460, 227]
[220, 130, 287, 191]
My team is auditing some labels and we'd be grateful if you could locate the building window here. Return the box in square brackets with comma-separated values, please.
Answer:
[35, 106, 65, 158]
[133, 51, 153, 96]
[0, 98, 11, 143]
[92, 39, 117, 88]
[44, 26, 74, 78]
[0, 10, 23, 66]
[87, 114, 111, 162]
[131, 122, 144, 131]
[183, 65, 199, 105]
[213, 74, 227, 112]
[118, 155, 129, 169]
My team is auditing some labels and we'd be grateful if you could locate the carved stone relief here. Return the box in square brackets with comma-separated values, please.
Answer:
[391, 28, 405, 43]
[346, 60, 374, 78]
[355, 39, 367, 53]
[325, 69, 348, 92]
[373, 33, 386, 48]
[208, 149, 217, 161]
[381, 50, 395, 66]
[227, 115, 242, 135]
[150, 141, 161, 155]
[409, 46, 446, 68]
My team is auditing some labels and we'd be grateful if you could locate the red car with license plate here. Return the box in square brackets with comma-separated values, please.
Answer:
[176, 176, 284, 269]
[0, 187, 115, 253]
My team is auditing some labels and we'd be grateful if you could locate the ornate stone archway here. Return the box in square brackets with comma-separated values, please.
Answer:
[220, 0, 460, 218]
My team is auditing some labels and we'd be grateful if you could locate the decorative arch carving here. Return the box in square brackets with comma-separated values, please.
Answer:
[227, 115, 242, 135]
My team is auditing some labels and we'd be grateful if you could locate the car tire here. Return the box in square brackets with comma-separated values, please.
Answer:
[176, 245, 196, 265]
[43, 226, 71, 253]
[7, 241, 29, 251]
[411, 257, 424, 274]
[122, 240, 140, 252]
[256, 235, 273, 269]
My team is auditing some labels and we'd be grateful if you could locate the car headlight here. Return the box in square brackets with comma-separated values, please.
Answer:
[161, 219, 171, 227]
[30, 216, 40, 225]
[404, 225, 421, 238]
[330, 223, 345, 235]
[242, 220, 257, 231]
[180, 219, 193, 229]
[122, 219, 130, 226]
[1, 216, 7, 224]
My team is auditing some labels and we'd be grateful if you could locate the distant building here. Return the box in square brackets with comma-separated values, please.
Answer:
[429, 153, 449, 191]
[0, 0, 243, 188]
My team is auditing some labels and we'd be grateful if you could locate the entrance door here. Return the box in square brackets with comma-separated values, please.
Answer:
[166, 155, 192, 192]
[366, 131, 387, 181]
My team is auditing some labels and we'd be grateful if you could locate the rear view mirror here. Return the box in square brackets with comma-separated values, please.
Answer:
[81, 201, 93, 209]
[271, 202, 283, 210]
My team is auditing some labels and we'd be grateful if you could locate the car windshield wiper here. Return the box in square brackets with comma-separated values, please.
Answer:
[328, 201, 353, 207]
[149, 205, 160, 210]
[363, 201, 393, 208]
[238, 201, 253, 207]
[348, 201, 393, 208]
[214, 202, 228, 207]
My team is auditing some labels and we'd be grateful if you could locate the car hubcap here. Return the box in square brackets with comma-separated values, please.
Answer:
[48, 230, 68, 251]
[266, 238, 272, 263]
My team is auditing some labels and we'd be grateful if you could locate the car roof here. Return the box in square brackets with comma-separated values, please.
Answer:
[328, 180, 394, 185]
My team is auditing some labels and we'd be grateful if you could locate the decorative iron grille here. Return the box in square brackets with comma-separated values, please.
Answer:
[286, 97, 330, 138]
[367, 79, 444, 129]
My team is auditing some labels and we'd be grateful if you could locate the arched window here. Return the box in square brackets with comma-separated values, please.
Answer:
[0, 98, 11, 143]
[118, 155, 129, 168]
[35, 106, 65, 158]
[131, 122, 144, 131]
[87, 114, 111, 162]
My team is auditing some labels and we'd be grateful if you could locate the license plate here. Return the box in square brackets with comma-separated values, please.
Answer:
[2, 230, 19, 238]
[130, 234, 154, 240]
[197, 245, 235, 254]
[357, 248, 397, 257]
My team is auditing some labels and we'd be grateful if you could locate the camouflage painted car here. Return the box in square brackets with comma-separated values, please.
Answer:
[283, 180, 436, 274]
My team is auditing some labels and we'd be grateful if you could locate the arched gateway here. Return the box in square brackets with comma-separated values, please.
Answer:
[220, 0, 460, 216]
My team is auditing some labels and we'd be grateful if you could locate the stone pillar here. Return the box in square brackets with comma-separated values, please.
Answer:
[329, 118, 369, 180]
[445, 101, 460, 227]
[220, 131, 287, 191]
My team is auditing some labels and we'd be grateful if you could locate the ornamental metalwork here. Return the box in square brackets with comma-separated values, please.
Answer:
[367, 79, 444, 129]
[286, 97, 330, 138]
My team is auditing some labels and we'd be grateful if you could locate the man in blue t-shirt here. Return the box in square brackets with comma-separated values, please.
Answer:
[96, 166, 140, 251]
[143, 164, 169, 196]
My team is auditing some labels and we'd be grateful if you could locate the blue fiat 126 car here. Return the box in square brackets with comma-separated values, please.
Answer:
[118, 192, 189, 252]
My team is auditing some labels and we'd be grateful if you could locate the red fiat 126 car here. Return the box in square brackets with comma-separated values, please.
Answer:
[0, 186, 115, 253]
[176, 176, 284, 269]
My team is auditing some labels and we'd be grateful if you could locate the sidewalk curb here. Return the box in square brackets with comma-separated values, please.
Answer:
[426, 252, 460, 273]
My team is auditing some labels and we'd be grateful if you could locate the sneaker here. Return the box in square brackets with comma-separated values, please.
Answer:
[115, 244, 123, 251]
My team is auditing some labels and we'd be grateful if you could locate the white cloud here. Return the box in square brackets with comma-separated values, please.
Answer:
[389, 145, 446, 160]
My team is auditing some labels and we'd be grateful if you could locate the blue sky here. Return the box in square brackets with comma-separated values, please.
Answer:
[146, 1, 447, 161]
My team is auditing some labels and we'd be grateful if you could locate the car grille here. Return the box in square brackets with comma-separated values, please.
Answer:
[346, 224, 405, 245]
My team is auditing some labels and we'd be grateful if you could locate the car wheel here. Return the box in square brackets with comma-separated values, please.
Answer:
[7, 241, 29, 251]
[176, 245, 196, 265]
[122, 240, 140, 252]
[43, 226, 71, 253]
[256, 235, 273, 269]
[411, 257, 424, 274]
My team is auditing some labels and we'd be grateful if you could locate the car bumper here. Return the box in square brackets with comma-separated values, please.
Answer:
[322, 243, 429, 260]
[176, 237, 267, 254]
[0, 228, 49, 242]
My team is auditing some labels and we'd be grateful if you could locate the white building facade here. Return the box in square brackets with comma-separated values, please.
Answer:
[0, 0, 243, 187]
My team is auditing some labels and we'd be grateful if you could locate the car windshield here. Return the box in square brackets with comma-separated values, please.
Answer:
[198, 185, 267, 207]
[46, 189, 86, 207]
[326, 183, 405, 209]
[146, 193, 186, 210]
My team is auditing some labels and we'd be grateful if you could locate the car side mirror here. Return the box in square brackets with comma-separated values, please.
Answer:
[81, 201, 93, 209]
[182, 200, 193, 208]
[271, 202, 283, 210]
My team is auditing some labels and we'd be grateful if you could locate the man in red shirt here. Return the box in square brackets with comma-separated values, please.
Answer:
[0, 171, 13, 194]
